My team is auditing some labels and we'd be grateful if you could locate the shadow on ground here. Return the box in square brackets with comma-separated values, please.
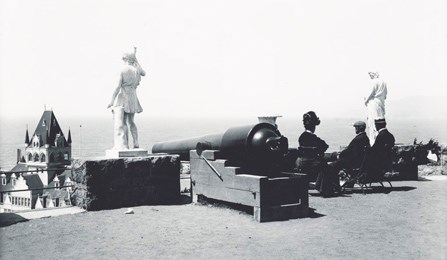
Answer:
[308, 207, 326, 218]
[0, 213, 29, 228]
[344, 186, 416, 194]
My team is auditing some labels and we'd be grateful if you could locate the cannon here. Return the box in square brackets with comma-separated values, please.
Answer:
[152, 123, 288, 173]
[152, 123, 309, 222]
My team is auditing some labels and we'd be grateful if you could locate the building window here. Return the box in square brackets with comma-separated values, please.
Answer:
[64, 152, 69, 161]
[42, 120, 46, 127]
[55, 134, 64, 147]
[28, 153, 32, 162]
[40, 154, 46, 162]
[49, 153, 55, 162]
[34, 153, 39, 162]
[1, 178, 5, 185]
[32, 136, 40, 147]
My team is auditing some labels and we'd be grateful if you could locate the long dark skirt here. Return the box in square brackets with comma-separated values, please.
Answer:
[296, 157, 340, 196]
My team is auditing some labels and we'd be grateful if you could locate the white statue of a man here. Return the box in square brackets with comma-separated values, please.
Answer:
[107, 47, 146, 150]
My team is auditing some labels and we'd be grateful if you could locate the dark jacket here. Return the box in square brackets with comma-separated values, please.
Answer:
[366, 128, 395, 175]
[339, 132, 370, 169]
[298, 131, 329, 158]
[296, 131, 339, 195]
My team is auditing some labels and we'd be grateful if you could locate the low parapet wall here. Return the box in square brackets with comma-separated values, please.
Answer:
[70, 155, 180, 211]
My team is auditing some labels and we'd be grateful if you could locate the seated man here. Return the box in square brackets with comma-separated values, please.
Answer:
[362, 118, 395, 181]
[295, 111, 340, 197]
[330, 121, 370, 183]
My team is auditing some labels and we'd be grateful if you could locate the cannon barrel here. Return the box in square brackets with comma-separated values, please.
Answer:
[151, 123, 288, 169]
[151, 133, 223, 160]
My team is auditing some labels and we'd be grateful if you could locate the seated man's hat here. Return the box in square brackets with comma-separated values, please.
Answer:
[374, 118, 386, 124]
[353, 121, 366, 127]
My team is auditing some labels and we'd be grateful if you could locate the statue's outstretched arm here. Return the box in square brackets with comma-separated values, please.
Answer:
[134, 60, 146, 76]
[132, 47, 146, 76]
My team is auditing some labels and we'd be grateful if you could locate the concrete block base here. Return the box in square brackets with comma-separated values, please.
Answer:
[70, 155, 180, 211]
[105, 149, 148, 158]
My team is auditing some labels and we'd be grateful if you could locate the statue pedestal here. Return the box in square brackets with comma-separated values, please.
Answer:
[257, 115, 282, 126]
[105, 149, 148, 158]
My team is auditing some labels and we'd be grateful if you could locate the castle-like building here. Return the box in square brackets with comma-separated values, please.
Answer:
[18, 110, 72, 169]
[0, 110, 73, 212]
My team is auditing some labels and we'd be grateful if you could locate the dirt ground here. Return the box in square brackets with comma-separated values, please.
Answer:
[1, 178, 446, 260]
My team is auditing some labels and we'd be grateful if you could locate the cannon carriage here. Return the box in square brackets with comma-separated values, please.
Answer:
[152, 123, 309, 222]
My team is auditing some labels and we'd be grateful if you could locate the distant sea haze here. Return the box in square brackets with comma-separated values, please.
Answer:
[1, 116, 446, 170]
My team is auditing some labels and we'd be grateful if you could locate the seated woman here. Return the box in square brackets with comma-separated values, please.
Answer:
[295, 111, 340, 197]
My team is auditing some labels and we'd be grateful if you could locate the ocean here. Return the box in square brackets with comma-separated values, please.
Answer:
[1, 116, 446, 170]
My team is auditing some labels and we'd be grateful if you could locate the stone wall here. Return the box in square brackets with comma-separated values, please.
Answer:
[70, 155, 180, 211]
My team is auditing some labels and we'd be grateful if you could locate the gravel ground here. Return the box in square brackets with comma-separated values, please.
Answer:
[1, 179, 446, 259]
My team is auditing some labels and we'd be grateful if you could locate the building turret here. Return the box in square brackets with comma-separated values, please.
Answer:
[25, 126, 30, 145]
[67, 128, 72, 146]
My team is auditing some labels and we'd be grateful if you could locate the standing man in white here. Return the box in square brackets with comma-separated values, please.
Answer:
[108, 47, 146, 150]
[365, 71, 387, 145]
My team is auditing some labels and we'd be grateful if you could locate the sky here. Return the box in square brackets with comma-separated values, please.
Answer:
[0, 0, 446, 120]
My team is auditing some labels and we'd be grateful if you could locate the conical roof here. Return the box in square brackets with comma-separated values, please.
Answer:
[25, 128, 30, 144]
[29, 110, 67, 147]
[67, 128, 72, 144]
